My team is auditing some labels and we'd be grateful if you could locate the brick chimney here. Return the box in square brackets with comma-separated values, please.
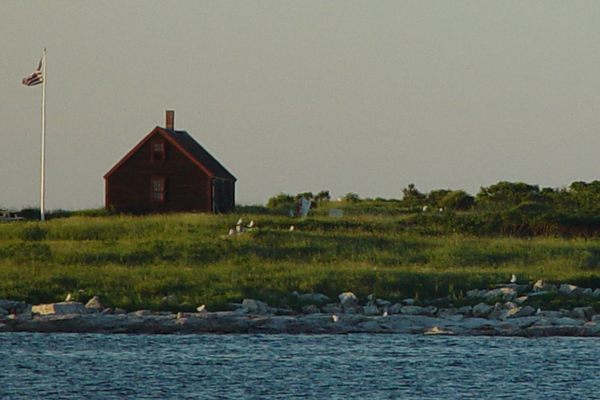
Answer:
[165, 110, 175, 130]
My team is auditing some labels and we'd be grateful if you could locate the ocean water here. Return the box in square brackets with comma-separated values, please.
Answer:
[1, 333, 598, 399]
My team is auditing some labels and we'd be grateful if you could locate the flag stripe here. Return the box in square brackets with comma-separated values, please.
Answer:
[22, 56, 43, 87]
[22, 70, 43, 86]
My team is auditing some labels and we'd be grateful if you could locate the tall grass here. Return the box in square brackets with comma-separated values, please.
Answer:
[1, 213, 599, 310]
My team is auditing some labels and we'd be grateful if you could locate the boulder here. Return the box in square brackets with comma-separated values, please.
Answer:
[402, 298, 415, 306]
[558, 284, 583, 297]
[302, 304, 321, 314]
[514, 296, 528, 305]
[114, 308, 127, 314]
[0, 300, 29, 314]
[506, 306, 536, 318]
[571, 307, 595, 320]
[591, 314, 600, 323]
[241, 299, 270, 315]
[472, 303, 494, 318]
[338, 292, 359, 310]
[401, 305, 436, 316]
[85, 296, 104, 311]
[533, 280, 556, 292]
[32, 302, 89, 315]
[484, 288, 517, 301]
[582, 288, 593, 297]
[593, 289, 600, 298]
[363, 305, 380, 316]
[388, 303, 402, 315]
[298, 293, 330, 304]
[457, 305, 473, 316]
[375, 298, 392, 307]
[321, 303, 342, 314]
[466, 289, 485, 299]
[436, 308, 458, 318]
[0, 307, 8, 316]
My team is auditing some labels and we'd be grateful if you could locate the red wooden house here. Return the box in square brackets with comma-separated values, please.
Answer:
[104, 111, 236, 213]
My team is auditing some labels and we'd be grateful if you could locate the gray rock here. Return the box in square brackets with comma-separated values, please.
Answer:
[0, 300, 29, 314]
[506, 306, 536, 318]
[298, 293, 330, 304]
[402, 298, 415, 306]
[593, 289, 600, 298]
[401, 306, 436, 317]
[472, 303, 494, 318]
[363, 305, 380, 316]
[527, 291, 548, 297]
[536, 316, 585, 327]
[32, 302, 89, 315]
[583, 288, 593, 297]
[514, 296, 528, 305]
[114, 308, 127, 314]
[591, 314, 600, 323]
[466, 289, 485, 299]
[338, 292, 359, 309]
[436, 308, 458, 318]
[85, 296, 104, 311]
[302, 304, 321, 314]
[241, 299, 270, 315]
[0, 307, 8, 316]
[375, 298, 392, 307]
[457, 305, 473, 316]
[571, 307, 595, 320]
[484, 288, 517, 301]
[533, 280, 556, 292]
[321, 303, 342, 314]
[559, 284, 583, 297]
[388, 303, 402, 315]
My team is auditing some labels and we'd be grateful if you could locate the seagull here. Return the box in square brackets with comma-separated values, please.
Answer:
[236, 225, 242, 233]
[332, 314, 339, 323]
[228, 229, 236, 236]
[65, 293, 72, 302]
[236, 218, 243, 226]
[510, 274, 517, 283]
[247, 220, 255, 228]
[289, 225, 295, 232]
[382, 310, 388, 317]
[196, 305, 206, 313]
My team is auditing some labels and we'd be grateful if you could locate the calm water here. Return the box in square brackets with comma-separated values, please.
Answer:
[1, 333, 598, 399]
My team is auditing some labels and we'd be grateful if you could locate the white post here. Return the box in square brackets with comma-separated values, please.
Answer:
[40, 48, 46, 222]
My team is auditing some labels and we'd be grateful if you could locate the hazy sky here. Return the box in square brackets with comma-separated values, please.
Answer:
[3, 1, 600, 210]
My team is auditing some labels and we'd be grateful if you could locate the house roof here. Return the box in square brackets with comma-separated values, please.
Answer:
[104, 126, 236, 181]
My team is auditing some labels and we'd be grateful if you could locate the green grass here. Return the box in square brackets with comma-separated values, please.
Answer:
[1, 213, 600, 311]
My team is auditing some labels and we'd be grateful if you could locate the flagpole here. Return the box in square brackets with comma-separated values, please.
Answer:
[40, 48, 46, 222]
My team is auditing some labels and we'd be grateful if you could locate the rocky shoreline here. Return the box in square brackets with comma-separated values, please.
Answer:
[3, 281, 600, 336]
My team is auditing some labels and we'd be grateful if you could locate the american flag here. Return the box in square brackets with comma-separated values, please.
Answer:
[22, 58, 43, 86]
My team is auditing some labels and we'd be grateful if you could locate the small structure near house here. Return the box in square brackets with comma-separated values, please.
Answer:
[104, 111, 236, 214]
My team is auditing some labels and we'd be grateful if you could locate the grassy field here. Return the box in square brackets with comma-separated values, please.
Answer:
[1, 212, 600, 311]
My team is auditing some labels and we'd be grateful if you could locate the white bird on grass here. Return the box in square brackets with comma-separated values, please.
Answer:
[228, 229, 236, 236]
[510, 274, 517, 284]
[247, 220, 255, 228]
[236, 218, 243, 226]
[65, 293, 72, 302]
[289, 225, 295, 232]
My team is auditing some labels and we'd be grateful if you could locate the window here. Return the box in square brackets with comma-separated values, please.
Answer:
[151, 177, 166, 202]
[151, 141, 165, 162]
